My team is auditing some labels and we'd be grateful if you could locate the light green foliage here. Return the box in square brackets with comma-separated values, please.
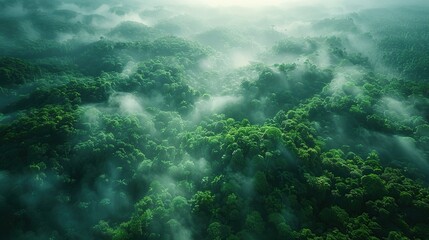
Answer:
[191, 190, 215, 215]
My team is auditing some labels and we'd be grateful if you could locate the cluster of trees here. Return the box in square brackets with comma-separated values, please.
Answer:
[77, 36, 211, 76]
[103, 105, 429, 239]
[0, 57, 41, 86]
[358, 8, 429, 80]
[228, 61, 332, 122]
[272, 38, 318, 55]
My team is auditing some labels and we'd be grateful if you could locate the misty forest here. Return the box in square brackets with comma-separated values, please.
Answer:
[1, 0, 429, 239]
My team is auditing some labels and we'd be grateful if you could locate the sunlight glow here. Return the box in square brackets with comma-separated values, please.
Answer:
[187, 0, 284, 7]
[176, 0, 347, 9]
[211, 0, 282, 7]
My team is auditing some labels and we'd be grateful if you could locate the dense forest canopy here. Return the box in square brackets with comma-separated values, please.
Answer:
[0, 0, 428, 239]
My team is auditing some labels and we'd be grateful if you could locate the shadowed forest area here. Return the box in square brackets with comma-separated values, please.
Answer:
[0, 0, 429, 239]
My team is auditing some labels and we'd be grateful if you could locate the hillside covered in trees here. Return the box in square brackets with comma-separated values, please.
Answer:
[1, 0, 429, 239]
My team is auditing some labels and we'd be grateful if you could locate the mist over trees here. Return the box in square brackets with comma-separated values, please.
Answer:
[1, 0, 429, 239]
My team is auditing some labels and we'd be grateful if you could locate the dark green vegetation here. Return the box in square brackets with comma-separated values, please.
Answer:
[1, 1, 429, 239]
